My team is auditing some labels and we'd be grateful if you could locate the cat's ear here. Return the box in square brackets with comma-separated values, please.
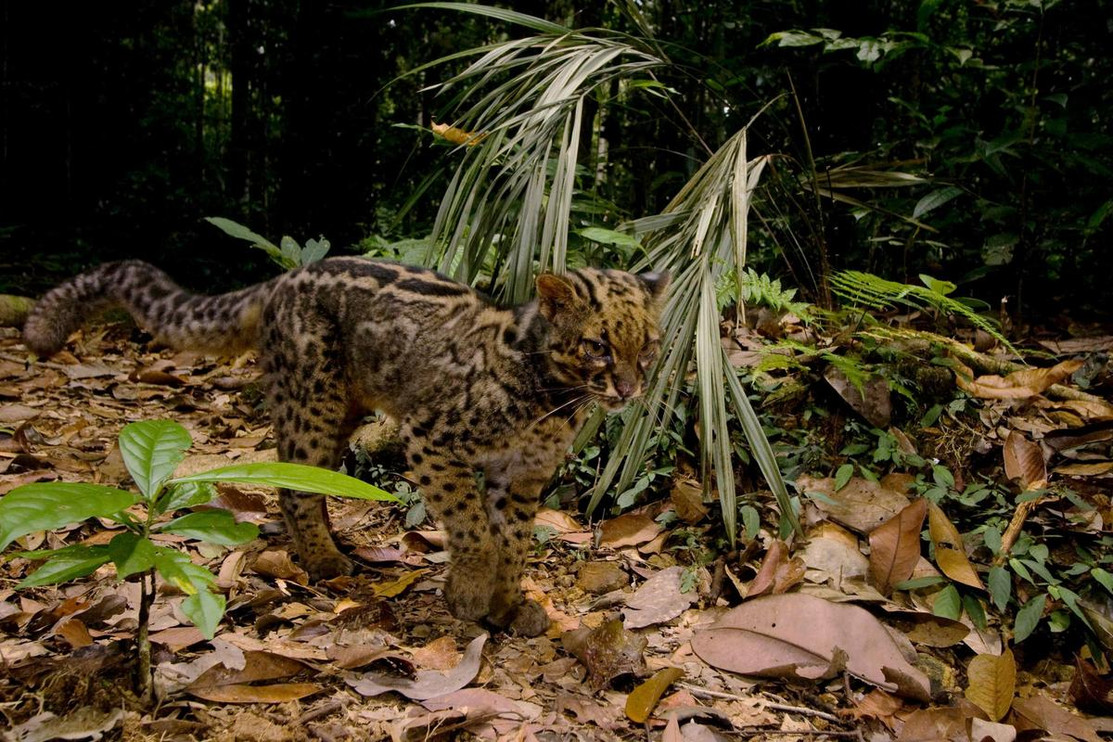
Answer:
[536, 273, 578, 321]
[638, 271, 671, 302]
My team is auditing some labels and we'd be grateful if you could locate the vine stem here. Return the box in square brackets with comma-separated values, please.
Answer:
[137, 569, 154, 703]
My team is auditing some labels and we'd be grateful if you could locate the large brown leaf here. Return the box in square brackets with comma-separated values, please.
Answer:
[690, 593, 930, 701]
[955, 358, 1083, 399]
[868, 499, 928, 595]
[796, 475, 911, 534]
[1002, 430, 1046, 488]
[187, 650, 319, 703]
[346, 633, 487, 700]
[965, 649, 1016, 722]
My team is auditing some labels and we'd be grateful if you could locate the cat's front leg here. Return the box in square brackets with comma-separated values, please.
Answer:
[407, 445, 497, 622]
[483, 471, 550, 636]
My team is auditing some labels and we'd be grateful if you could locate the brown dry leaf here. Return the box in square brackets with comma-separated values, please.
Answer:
[1010, 692, 1102, 742]
[563, 619, 647, 691]
[662, 714, 683, 742]
[843, 689, 904, 729]
[55, 617, 94, 649]
[149, 626, 207, 652]
[346, 632, 486, 700]
[823, 366, 892, 427]
[1003, 431, 1047, 488]
[599, 511, 663, 549]
[896, 706, 971, 741]
[670, 472, 708, 524]
[801, 522, 869, 585]
[970, 718, 1018, 742]
[410, 636, 460, 671]
[1056, 461, 1113, 476]
[6, 708, 123, 742]
[965, 649, 1016, 721]
[623, 566, 697, 629]
[251, 549, 309, 582]
[869, 499, 927, 594]
[927, 502, 984, 589]
[130, 367, 187, 387]
[187, 650, 318, 703]
[690, 593, 931, 701]
[577, 561, 628, 595]
[421, 688, 538, 720]
[796, 474, 911, 534]
[535, 507, 591, 544]
[1039, 336, 1113, 353]
[889, 612, 969, 648]
[431, 121, 487, 146]
[0, 404, 40, 424]
[1070, 656, 1113, 714]
[956, 358, 1084, 399]
[372, 569, 427, 598]
[625, 666, 684, 723]
[749, 539, 806, 596]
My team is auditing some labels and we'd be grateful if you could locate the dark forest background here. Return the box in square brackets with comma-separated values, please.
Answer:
[2, 0, 1110, 320]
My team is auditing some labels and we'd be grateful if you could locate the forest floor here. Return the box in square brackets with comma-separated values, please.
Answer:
[1, 316, 1112, 742]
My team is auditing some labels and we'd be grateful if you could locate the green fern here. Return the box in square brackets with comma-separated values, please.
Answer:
[831, 270, 1017, 355]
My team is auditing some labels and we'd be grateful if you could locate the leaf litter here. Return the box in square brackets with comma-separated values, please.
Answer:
[2, 310, 1112, 740]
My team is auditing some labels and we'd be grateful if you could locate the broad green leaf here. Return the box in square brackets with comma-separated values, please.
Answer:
[1093, 567, 1113, 595]
[151, 546, 216, 595]
[19, 546, 113, 587]
[893, 575, 948, 591]
[158, 510, 259, 546]
[183, 588, 226, 640]
[912, 186, 962, 219]
[579, 227, 641, 248]
[988, 566, 1011, 612]
[156, 482, 217, 515]
[119, 420, 192, 500]
[933, 584, 962, 620]
[834, 463, 854, 491]
[107, 532, 157, 579]
[0, 484, 138, 550]
[171, 462, 397, 501]
[963, 593, 987, 630]
[204, 216, 278, 250]
[1014, 594, 1046, 642]
[740, 505, 760, 541]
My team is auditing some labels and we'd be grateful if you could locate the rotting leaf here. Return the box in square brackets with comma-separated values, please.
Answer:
[563, 619, 647, 691]
[626, 667, 684, 723]
[346, 632, 486, 700]
[795, 474, 910, 534]
[927, 502, 984, 589]
[1002, 431, 1047, 489]
[868, 499, 927, 594]
[690, 593, 931, 701]
[623, 566, 697, 629]
[965, 649, 1016, 721]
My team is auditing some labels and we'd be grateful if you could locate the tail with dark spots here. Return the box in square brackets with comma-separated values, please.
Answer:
[23, 260, 274, 357]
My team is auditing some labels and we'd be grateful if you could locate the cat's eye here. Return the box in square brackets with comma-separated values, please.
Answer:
[640, 341, 660, 362]
[581, 339, 608, 357]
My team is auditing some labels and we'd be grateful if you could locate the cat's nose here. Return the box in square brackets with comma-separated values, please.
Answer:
[615, 379, 636, 399]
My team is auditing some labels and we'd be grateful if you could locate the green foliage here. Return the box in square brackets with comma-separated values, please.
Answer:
[204, 217, 331, 270]
[0, 419, 395, 641]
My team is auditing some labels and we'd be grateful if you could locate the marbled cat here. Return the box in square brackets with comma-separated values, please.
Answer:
[24, 258, 669, 636]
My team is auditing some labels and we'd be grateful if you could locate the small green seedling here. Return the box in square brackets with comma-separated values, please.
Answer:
[0, 419, 395, 698]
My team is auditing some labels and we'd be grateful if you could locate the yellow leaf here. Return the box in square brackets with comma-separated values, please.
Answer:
[431, 121, 486, 146]
[928, 503, 984, 589]
[373, 569, 427, 598]
[965, 649, 1016, 721]
[625, 667, 684, 723]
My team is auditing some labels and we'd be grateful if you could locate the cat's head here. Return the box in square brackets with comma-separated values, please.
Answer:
[536, 268, 669, 410]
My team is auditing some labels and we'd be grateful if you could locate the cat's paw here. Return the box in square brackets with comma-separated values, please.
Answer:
[445, 567, 493, 621]
[304, 551, 355, 580]
[508, 599, 550, 637]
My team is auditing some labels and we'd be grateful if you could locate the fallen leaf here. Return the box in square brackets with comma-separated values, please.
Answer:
[563, 619, 647, 691]
[869, 499, 927, 594]
[1003, 431, 1046, 488]
[690, 593, 931, 701]
[824, 366, 892, 427]
[928, 502, 984, 589]
[347, 632, 486, 700]
[970, 718, 1018, 742]
[623, 566, 697, 629]
[577, 562, 628, 595]
[372, 569, 427, 598]
[670, 473, 708, 524]
[599, 511, 663, 549]
[149, 626, 207, 652]
[1070, 656, 1113, 714]
[1010, 692, 1102, 742]
[421, 687, 539, 720]
[187, 650, 316, 703]
[801, 523, 869, 585]
[0, 404, 41, 424]
[55, 617, 94, 649]
[410, 636, 460, 671]
[749, 539, 806, 596]
[796, 474, 911, 534]
[965, 649, 1016, 721]
[955, 358, 1083, 399]
[896, 706, 969, 741]
[626, 667, 684, 723]
[1055, 461, 1113, 476]
[843, 689, 903, 729]
[6, 708, 123, 742]
[251, 549, 308, 582]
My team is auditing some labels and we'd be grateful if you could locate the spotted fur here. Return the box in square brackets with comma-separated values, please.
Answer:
[24, 258, 669, 636]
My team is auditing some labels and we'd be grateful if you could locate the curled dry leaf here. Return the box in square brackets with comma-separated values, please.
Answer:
[599, 511, 663, 549]
[690, 593, 931, 701]
[187, 650, 319, 703]
[347, 633, 486, 701]
[955, 358, 1084, 399]
[965, 649, 1016, 722]
[750, 539, 806, 597]
[927, 502, 984, 589]
[1002, 431, 1046, 489]
[563, 619, 647, 691]
[625, 666, 685, 723]
[868, 499, 927, 595]
[796, 474, 911, 534]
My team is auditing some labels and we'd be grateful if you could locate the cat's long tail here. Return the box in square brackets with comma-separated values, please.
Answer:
[23, 260, 275, 357]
